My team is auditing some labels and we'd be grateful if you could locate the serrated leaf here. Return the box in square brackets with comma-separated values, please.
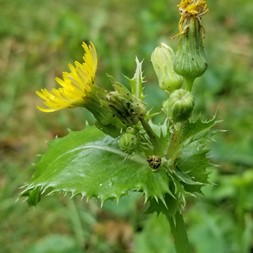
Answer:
[148, 119, 170, 155]
[146, 193, 179, 217]
[180, 116, 217, 144]
[173, 170, 203, 186]
[175, 150, 212, 193]
[22, 127, 171, 205]
[167, 116, 217, 162]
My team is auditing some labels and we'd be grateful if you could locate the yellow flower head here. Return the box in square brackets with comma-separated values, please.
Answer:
[177, 0, 208, 34]
[36, 42, 97, 112]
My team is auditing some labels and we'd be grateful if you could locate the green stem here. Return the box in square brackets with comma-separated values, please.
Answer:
[185, 77, 194, 92]
[140, 118, 159, 150]
[167, 211, 191, 253]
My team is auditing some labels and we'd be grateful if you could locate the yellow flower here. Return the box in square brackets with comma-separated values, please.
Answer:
[36, 42, 97, 112]
[177, 0, 208, 34]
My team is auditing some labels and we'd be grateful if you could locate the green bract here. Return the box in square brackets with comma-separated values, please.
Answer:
[174, 18, 208, 82]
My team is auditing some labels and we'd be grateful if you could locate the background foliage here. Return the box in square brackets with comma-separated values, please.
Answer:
[0, 0, 253, 252]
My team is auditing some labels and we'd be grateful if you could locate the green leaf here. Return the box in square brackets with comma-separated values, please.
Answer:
[180, 116, 217, 144]
[175, 149, 212, 193]
[22, 127, 171, 205]
[167, 116, 217, 162]
[146, 193, 179, 217]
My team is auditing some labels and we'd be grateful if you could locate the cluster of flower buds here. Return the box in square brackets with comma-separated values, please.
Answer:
[151, 0, 208, 122]
[36, 0, 209, 153]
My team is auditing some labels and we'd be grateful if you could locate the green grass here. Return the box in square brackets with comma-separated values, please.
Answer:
[1, 0, 253, 252]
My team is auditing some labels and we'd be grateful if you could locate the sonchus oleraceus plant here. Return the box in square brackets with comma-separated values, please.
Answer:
[21, 1, 219, 252]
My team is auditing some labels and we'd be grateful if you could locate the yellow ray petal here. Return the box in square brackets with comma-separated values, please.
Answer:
[36, 42, 97, 112]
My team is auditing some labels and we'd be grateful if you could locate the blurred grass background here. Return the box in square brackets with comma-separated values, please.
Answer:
[0, 0, 253, 252]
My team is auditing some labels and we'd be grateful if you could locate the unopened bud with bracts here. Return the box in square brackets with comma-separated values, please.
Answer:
[119, 132, 138, 153]
[174, 19, 207, 81]
[107, 82, 146, 126]
[174, 0, 208, 86]
[163, 89, 194, 122]
[151, 43, 183, 93]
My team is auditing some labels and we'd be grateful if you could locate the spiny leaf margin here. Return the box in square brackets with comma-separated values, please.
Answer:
[21, 127, 171, 205]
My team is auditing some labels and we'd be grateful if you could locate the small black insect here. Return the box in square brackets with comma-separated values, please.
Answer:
[147, 155, 162, 170]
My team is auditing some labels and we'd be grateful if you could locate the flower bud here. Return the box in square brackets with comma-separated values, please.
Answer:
[118, 132, 138, 153]
[174, 18, 208, 81]
[151, 43, 183, 92]
[126, 127, 136, 134]
[163, 89, 194, 122]
[107, 82, 146, 126]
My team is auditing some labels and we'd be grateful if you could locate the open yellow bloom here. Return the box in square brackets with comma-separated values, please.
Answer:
[177, 0, 208, 34]
[36, 42, 97, 112]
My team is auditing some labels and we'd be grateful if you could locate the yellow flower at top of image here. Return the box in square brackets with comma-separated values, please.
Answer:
[36, 42, 97, 112]
[177, 0, 208, 33]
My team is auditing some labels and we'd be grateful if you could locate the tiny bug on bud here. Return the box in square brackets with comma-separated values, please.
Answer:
[147, 155, 162, 170]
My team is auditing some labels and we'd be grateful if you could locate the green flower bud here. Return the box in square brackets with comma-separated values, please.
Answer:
[107, 82, 146, 126]
[174, 18, 208, 81]
[126, 127, 136, 134]
[163, 89, 194, 122]
[118, 132, 138, 153]
[151, 43, 183, 92]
